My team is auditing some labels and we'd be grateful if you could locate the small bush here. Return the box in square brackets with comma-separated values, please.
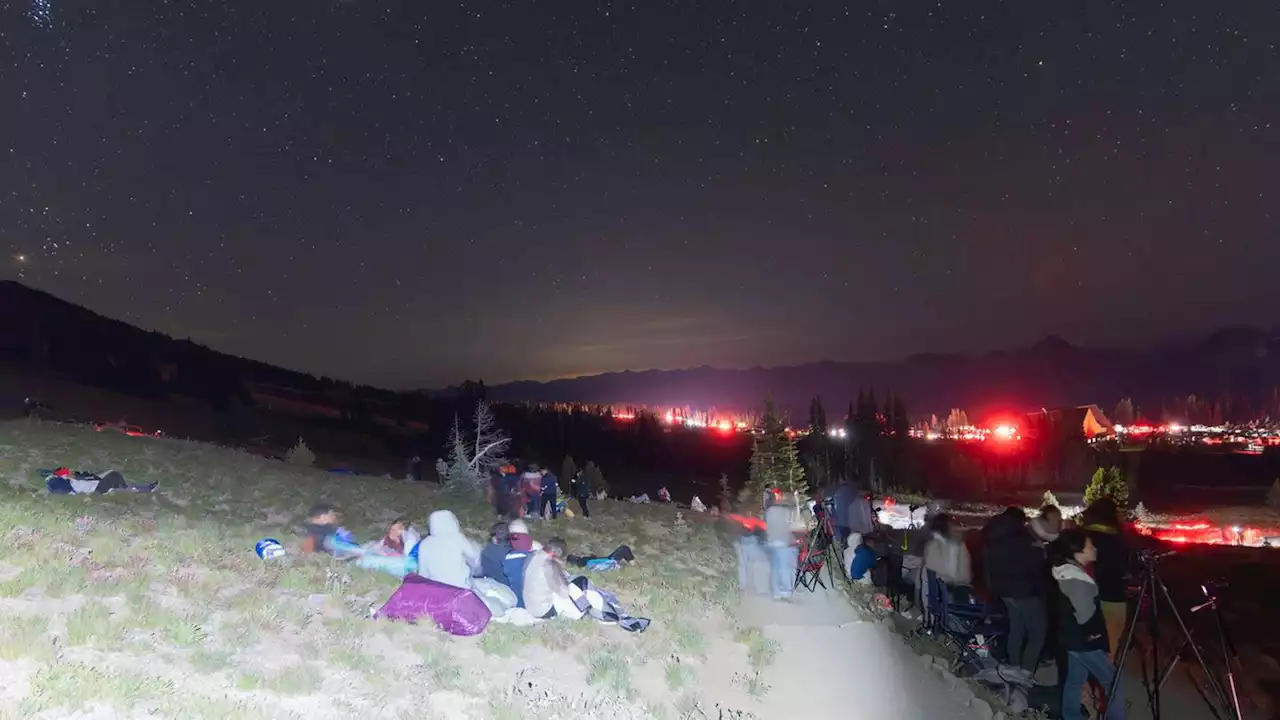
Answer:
[286, 438, 316, 467]
[1084, 466, 1128, 509]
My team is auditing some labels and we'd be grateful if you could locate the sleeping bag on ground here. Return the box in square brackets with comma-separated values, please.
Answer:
[375, 574, 491, 636]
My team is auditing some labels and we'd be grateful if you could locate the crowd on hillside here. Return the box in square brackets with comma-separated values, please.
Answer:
[730, 484, 1132, 720]
[299, 500, 643, 629]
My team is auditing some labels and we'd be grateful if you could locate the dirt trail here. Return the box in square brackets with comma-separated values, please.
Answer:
[738, 588, 996, 720]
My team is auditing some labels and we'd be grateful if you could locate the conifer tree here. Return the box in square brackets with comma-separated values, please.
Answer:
[746, 398, 806, 504]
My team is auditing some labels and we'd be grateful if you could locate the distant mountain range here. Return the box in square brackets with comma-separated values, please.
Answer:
[469, 329, 1280, 422]
[3, 281, 1278, 422]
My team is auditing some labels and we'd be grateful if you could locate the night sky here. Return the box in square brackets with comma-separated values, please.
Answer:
[4, 1, 1278, 389]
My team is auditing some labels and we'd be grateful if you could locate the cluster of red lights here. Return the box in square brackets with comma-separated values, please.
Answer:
[1133, 519, 1279, 548]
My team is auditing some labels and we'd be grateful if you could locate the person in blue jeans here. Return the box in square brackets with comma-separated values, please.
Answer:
[763, 489, 799, 600]
[1052, 528, 1126, 720]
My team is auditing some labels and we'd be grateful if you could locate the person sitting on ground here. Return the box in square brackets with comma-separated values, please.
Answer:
[1079, 498, 1129, 661]
[566, 543, 636, 568]
[1030, 505, 1063, 544]
[924, 512, 974, 601]
[982, 507, 1048, 682]
[848, 534, 878, 584]
[480, 521, 512, 584]
[539, 468, 560, 519]
[372, 516, 415, 555]
[416, 510, 481, 589]
[503, 519, 536, 605]
[302, 503, 342, 554]
[1052, 528, 1126, 720]
[523, 536, 586, 620]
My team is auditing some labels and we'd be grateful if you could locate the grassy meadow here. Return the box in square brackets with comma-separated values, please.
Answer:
[0, 420, 775, 719]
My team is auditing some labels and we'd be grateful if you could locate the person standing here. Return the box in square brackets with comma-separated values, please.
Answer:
[521, 464, 543, 517]
[570, 470, 592, 518]
[1052, 529, 1126, 720]
[763, 489, 799, 601]
[982, 507, 1048, 682]
[1080, 498, 1129, 661]
[539, 468, 560, 519]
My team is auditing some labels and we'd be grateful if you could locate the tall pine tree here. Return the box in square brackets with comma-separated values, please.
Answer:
[747, 398, 807, 504]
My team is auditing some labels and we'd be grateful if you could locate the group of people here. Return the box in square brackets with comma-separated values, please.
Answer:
[912, 499, 1130, 720]
[486, 464, 594, 521]
[302, 502, 631, 621]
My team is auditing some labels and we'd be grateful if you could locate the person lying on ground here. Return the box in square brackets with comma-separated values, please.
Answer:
[480, 521, 513, 584]
[523, 536, 586, 620]
[417, 510, 481, 589]
[566, 544, 635, 568]
[923, 512, 974, 600]
[302, 503, 342, 554]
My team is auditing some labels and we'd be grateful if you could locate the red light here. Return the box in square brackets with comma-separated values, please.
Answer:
[716, 420, 732, 432]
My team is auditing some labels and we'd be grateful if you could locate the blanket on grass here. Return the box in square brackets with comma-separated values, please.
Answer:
[374, 573, 491, 636]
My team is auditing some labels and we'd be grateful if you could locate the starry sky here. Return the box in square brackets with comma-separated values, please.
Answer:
[3, 1, 1278, 389]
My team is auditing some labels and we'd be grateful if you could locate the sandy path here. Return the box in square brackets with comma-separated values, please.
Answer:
[739, 588, 995, 720]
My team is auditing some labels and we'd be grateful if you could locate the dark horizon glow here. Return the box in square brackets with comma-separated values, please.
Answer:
[4, 2, 1277, 389]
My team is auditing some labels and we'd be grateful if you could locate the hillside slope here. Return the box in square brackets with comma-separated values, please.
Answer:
[0, 420, 758, 719]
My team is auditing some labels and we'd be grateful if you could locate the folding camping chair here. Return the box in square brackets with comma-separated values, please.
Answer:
[925, 570, 1005, 672]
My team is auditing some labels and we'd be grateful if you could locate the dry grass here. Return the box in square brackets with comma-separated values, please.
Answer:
[0, 420, 765, 718]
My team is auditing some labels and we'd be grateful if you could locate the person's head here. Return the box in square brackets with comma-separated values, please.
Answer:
[427, 509, 461, 537]
[1055, 528, 1096, 566]
[387, 516, 410, 541]
[528, 463, 540, 474]
[1082, 498, 1121, 529]
[1039, 505, 1063, 533]
[308, 503, 340, 526]
[1000, 506, 1027, 524]
[490, 522, 510, 545]
[928, 512, 958, 539]
[508, 519, 532, 551]
[545, 536, 567, 558]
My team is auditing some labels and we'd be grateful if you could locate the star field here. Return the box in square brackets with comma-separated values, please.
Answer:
[3, 1, 1278, 388]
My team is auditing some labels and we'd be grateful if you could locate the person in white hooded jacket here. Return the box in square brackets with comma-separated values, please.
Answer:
[923, 513, 973, 600]
[417, 510, 481, 589]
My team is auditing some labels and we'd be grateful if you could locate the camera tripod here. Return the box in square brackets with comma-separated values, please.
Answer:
[794, 507, 842, 592]
[1105, 550, 1240, 720]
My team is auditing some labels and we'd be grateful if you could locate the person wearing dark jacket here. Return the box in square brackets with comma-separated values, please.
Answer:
[981, 507, 1048, 679]
[570, 470, 592, 518]
[1081, 498, 1129, 660]
[539, 469, 560, 519]
[1052, 529, 1126, 720]
[480, 522, 512, 585]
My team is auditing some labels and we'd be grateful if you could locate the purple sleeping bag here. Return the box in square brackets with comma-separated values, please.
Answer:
[375, 574, 492, 636]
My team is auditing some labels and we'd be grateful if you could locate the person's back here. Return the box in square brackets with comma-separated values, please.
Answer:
[763, 502, 795, 546]
[481, 522, 512, 583]
[982, 510, 1045, 600]
[417, 510, 481, 589]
